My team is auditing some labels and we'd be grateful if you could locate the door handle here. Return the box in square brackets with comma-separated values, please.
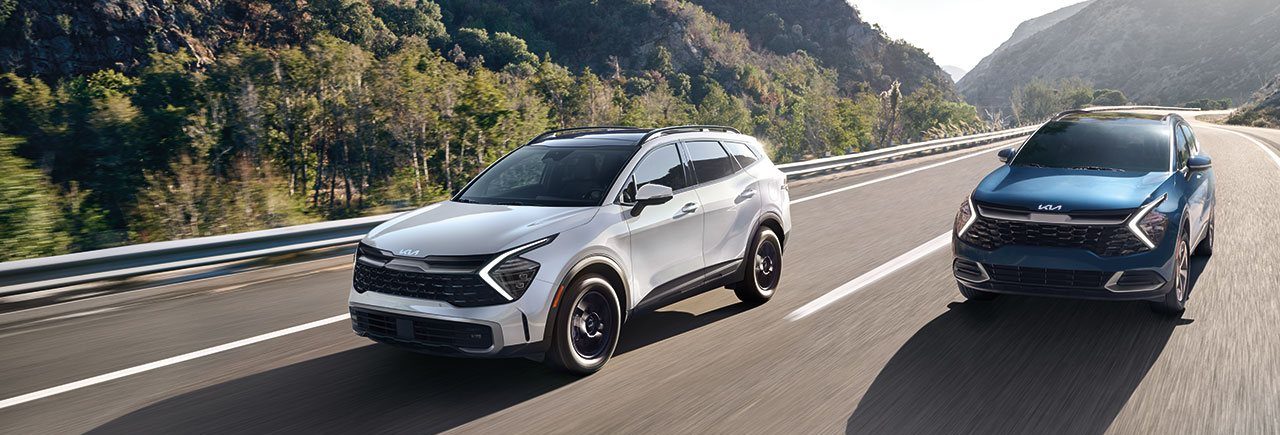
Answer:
[738, 189, 757, 199]
[677, 203, 698, 215]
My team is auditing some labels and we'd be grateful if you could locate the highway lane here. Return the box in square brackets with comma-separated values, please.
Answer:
[1, 122, 1278, 433]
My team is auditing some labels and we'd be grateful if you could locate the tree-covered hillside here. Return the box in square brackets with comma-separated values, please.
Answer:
[0, 0, 983, 260]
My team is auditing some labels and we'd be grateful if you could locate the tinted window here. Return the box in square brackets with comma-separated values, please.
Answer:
[630, 144, 688, 194]
[1011, 119, 1171, 172]
[1181, 124, 1199, 154]
[723, 142, 759, 168]
[685, 141, 736, 183]
[457, 146, 634, 207]
[1174, 125, 1190, 169]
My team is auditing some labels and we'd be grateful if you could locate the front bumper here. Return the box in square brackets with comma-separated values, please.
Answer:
[953, 236, 1176, 301]
[347, 276, 558, 357]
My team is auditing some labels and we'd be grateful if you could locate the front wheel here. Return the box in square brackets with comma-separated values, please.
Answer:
[732, 227, 783, 305]
[546, 273, 621, 375]
[1150, 231, 1190, 315]
[1194, 217, 1214, 257]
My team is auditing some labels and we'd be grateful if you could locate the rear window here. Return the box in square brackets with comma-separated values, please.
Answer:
[723, 142, 760, 168]
[1012, 119, 1171, 172]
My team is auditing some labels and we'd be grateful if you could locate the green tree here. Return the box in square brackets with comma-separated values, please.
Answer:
[0, 137, 71, 261]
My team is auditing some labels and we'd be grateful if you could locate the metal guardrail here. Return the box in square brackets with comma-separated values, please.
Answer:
[0, 213, 401, 296]
[1, 106, 1193, 296]
[775, 126, 1040, 178]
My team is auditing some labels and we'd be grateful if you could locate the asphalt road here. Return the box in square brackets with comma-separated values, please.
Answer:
[1, 118, 1278, 434]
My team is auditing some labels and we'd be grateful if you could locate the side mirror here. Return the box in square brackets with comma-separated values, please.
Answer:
[997, 148, 1015, 163]
[1188, 155, 1212, 171]
[630, 184, 673, 217]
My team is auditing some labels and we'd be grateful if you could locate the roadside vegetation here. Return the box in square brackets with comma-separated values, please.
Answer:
[1227, 74, 1280, 128]
[1008, 78, 1131, 125]
[0, 0, 983, 260]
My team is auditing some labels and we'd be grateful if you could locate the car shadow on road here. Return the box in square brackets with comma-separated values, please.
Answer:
[89, 300, 754, 434]
[845, 258, 1209, 435]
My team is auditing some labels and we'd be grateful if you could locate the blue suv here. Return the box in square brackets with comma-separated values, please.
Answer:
[953, 110, 1215, 314]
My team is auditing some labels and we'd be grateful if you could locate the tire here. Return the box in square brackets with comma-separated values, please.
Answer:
[958, 282, 998, 301]
[1194, 217, 1214, 257]
[732, 227, 783, 305]
[1150, 230, 1190, 315]
[545, 273, 621, 375]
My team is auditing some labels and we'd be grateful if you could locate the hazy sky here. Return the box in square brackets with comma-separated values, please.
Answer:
[851, 0, 1088, 72]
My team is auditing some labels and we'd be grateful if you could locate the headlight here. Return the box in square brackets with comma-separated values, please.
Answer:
[480, 236, 555, 301]
[1127, 195, 1168, 249]
[955, 196, 977, 237]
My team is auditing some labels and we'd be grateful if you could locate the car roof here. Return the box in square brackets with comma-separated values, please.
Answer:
[1055, 111, 1180, 125]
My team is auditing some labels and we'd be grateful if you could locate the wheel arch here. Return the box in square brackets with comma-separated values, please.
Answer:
[542, 255, 631, 348]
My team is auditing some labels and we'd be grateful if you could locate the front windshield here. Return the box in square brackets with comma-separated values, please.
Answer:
[1011, 119, 1171, 173]
[456, 145, 635, 207]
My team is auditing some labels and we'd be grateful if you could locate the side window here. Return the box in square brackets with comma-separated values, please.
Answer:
[624, 144, 687, 202]
[723, 142, 759, 168]
[1181, 124, 1200, 154]
[685, 141, 736, 184]
[1174, 125, 1190, 169]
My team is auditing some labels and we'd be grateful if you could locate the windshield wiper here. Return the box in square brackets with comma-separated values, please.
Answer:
[1069, 165, 1126, 172]
[1019, 163, 1049, 168]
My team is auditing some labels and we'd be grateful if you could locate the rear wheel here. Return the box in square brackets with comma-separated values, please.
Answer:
[1150, 231, 1190, 315]
[957, 282, 998, 301]
[732, 227, 782, 305]
[546, 273, 621, 375]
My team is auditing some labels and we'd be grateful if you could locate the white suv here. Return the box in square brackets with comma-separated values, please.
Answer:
[348, 126, 791, 373]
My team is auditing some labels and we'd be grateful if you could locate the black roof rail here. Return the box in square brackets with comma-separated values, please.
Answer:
[528, 126, 647, 144]
[636, 125, 741, 145]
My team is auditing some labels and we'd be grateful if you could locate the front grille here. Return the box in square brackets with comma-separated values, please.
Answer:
[961, 215, 1150, 256]
[353, 261, 507, 307]
[351, 307, 494, 349]
[985, 264, 1110, 289]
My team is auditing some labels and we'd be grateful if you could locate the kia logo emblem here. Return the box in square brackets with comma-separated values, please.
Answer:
[397, 249, 421, 257]
[1037, 204, 1063, 211]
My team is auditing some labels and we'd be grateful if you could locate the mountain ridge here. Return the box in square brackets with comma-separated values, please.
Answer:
[959, 0, 1280, 111]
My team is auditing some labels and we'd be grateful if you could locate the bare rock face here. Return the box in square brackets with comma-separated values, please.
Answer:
[959, 0, 1280, 111]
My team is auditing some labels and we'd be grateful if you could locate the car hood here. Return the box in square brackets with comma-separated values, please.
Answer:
[973, 166, 1170, 212]
[364, 201, 598, 255]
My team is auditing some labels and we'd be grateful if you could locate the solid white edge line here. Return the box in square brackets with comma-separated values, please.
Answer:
[785, 232, 952, 321]
[1199, 125, 1280, 170]
[0, 314, 349, 411]
[792, 144, 1006, 205]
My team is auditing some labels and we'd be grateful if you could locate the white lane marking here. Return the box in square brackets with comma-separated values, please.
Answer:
[1200, 125, 1280, 170]
[786, 232, 952, 321]
[792, 144, 1006, 204]
[0, 314, 348, 411]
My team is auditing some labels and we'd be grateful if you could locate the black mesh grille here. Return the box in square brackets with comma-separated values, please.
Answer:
[985, 264, 1111, 289]
[960, 215, 1150, 256]
[352, 261, 507, 307]
[351, 307, 494, 349]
